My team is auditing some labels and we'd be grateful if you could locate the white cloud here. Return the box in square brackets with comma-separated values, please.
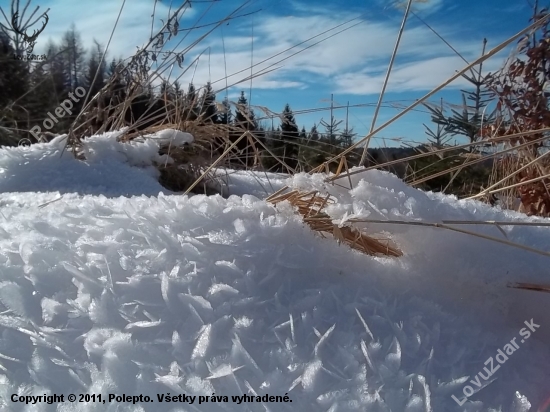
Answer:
[33, 0, 195, 59]
[335, 56, 505, 94]
[386, 0, 444, 14]
[30, 0, 506, 97]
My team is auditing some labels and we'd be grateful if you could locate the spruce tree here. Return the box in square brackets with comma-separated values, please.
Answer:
[45, 41, 69, 101]
[0, 32, 29, 109]
[199, 82, 217, 123]
[299, 126, 307, 141]
[234, 91, 256, 131]
[0, 31, 29, 145]
[61, 25, 86, 91]
[279, 103, 299, 170]
[84, 40, 106, 98]
[309, 125, 320, 141]
[424, 39, 493, 147]
[233, 91, 257, 167]
[184, 83, 198, 120]
[320, 115, 342, 148]
[218, 96, 232, 125]
[26, 64, 58, 138]
[340, 126, 355, 148]
[173, 81, 183, 100]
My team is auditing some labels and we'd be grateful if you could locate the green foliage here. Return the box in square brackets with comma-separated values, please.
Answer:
[424, 39, 495, 145]
[199, 82, 217, 123]
[218, 96, 232, 125]
[422, 98, 451, 147]
[234, 91, 256, 130]
[407, 148, 492, 196]
[84, 40, 106, 98]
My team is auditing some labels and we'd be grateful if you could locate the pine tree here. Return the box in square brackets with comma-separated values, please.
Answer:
[309, 125, 320, 141]
[26, 64, 58, 138]
[199, 82, 217, 123]
[45, 40, 69, 101]
[279, 103, 299, 170]
[0, 31, 30, 145]
[340, 127, 355, 148]
[298, 124, 325, 170]
[218, 96, 232, 125]
[160, 80, 177, 102]
[84, 40, 106, 98]
[173, 81, 183, 100]
[61, 25, 86, 91]
[320, 115, 342, 148]
[234, 91, 256, 131]
[107, 58, 122, 79]
[424, 39, 493, 147]
[0, 32, 29, 108]
[184, 83, 198, 120]
[339, 102, 355, 148]
[231, 91, 257, 168]
[423, 98, 451, 148]
[299, 126, 307, 140]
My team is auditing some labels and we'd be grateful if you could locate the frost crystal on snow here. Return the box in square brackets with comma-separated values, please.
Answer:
[0, 141, 548, 411]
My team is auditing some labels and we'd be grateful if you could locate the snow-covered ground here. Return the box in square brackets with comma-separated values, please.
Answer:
[0, 131, 549, 411]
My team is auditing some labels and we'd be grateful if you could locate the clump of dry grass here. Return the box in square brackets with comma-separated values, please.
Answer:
[120, 122, 233, 195]
[268, 189, 403, 257]
[55, 0, 550, 266]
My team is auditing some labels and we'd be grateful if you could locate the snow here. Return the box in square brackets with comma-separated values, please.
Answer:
[137, 129, 194, 147]
[0, 132, 549, 411]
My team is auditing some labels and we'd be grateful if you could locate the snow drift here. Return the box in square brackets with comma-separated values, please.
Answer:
[0, 132, 549, 411]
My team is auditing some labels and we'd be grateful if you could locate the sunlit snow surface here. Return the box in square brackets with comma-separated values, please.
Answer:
[0, 133, 549, 411]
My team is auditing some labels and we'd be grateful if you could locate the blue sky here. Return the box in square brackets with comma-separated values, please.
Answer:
[2, 0, 538, 146]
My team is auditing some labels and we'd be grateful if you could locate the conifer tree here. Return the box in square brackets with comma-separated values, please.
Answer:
[232, 91, 257, 167]
[0, 32, 28, 109]
[218, 96, 232, 125]
[279, 103, 299, 169]
[45, 41, 69, 100]
[320, 115, 342, 148]
[184, 83, 198, 120]
[299, 126, 307, 141]
[199, 82, 217, 123]
[0, 31, 29, 145]
[26, 64, 58, 137]
[84, 40, 106, 98]
[424, 39, 493, 146]
[61, 25, 86, 91]
[309, 125, 320, 141]
[234, 91, 256, 131]
[173, 81, 183, 100]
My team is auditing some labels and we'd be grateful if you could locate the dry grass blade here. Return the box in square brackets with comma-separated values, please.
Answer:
[316, 14, 550, 184]
[268, 191, 403, 257]
[508, 282, 550, 294]
[183, 130, 248, 195]
[360, 0, 413, 165]
[333, 127, 550, 184]
[347, 218, 550, 258]
[441, 220, 550, 227]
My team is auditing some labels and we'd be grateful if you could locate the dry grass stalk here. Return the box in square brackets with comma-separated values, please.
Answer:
[471, 8, 550, 217]
[330, 127, 550, 184]
[348, 218, 550, 258]
[508, 282, 550, 294]
[268, 190, 403, 257]
[320, 13, 550, 175]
